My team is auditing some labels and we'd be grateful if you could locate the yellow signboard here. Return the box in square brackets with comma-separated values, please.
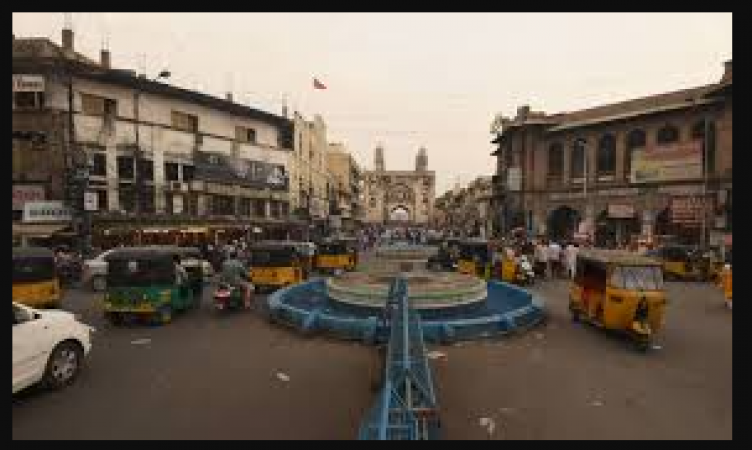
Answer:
[630, 141, 702, 183]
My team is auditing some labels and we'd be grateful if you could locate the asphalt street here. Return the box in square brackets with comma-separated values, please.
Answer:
[12, 274, 732, 439]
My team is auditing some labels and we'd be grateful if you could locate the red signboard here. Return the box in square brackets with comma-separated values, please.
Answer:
[12, 184, 45, 211]
[670, 195, 712, 225]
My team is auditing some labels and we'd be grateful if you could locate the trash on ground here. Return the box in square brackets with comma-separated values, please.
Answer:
[479, 417, 496, 436]
[590, 399, 604, 407]
[276, 372, 291, 382]
[652, 344, 662, 350]
[130, 338, 151, 345]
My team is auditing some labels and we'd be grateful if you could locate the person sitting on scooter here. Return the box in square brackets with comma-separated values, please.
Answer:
[220, 250, 254, 305]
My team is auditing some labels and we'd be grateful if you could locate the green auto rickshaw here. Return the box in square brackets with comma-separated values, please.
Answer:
[103, 247, 201, 325]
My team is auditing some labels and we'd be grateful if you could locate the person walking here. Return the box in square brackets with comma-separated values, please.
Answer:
[547, 240, 562, 279]
[565, 242, 579, 279]
[535, 239, 549, 280]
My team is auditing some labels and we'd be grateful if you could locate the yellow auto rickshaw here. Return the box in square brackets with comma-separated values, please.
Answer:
[247, 241, 307, 292]
[457, 239, 495, 280]
[315, 238, 358, 273]
[569, 249, 667, 352]
[646, 245, 713, 281]
[13, 247, 62, 309]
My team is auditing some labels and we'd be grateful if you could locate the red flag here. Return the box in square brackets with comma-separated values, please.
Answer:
[313, 78, 327, 90]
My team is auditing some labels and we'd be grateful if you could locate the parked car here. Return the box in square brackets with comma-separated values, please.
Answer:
[83, 246, 214, 292]
[12, 302, 93, 394]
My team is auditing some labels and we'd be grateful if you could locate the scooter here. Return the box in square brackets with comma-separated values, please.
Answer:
[213, 282, 252, 312]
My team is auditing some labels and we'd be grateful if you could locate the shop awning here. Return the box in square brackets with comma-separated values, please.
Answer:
[13, 222, 74, 237]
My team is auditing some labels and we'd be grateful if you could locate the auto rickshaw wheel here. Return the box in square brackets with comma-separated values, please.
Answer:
[635, 338, 651, 353]
[154, 305, 173, 325]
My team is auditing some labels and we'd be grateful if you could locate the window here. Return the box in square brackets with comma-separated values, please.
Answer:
[625, 129, 646, 180]
[182, 165, 195, 182]
[139, 186, 155, 214]
[118, 183, 135, 212]
[596, 134, 616, 177]
[656, 124, 679, 145]
[236, 126, 257, 144]
[81, 93, 117, 118]
[90, 153, 107, 177]
[238, 198, 251, 217]
[137, 160, 154, 181]
[570, 140, 585, 180]
[95, 190, 108, 211]
[548, 142, 564, 177]
[253, 199, 266, 217]
[171, 111, 198, 133]
[117, 156, 134, 179]
[13, 91, 45, 109]
[210, 195, 235, 216]
[165, 162, 180, 182]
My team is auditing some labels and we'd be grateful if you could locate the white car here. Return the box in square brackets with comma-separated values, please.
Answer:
[12, 302, 93, 394]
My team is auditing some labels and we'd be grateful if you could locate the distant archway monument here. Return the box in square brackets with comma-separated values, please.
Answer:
[363, 145, 435, 225]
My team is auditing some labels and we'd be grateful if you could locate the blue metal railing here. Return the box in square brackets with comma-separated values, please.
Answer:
[358, 276, 441, 440]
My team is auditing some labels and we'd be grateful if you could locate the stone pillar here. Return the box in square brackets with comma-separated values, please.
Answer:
[153, 150, 166, 214]
[106, 145, 119, 211]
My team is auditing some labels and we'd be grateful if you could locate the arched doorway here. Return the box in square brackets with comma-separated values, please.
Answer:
[595, 208, 640, 248]
[547, 206, 580, 242]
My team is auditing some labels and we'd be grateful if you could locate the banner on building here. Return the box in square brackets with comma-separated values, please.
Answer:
[84, 192, 98, 211]
[22, 201, 72, 223]
[194, 152, 288, 190]
[12, 75, 45, 92]
[13, 184, 45, 211]
[670, 195, 712, 225]
[630, 141, 702, 184]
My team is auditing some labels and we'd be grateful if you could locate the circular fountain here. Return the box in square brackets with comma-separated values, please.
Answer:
[266, 244, 544, 344]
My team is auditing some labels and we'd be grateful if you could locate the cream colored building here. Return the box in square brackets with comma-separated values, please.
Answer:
[362, 145, 435, 225]
[326, 142, 363, 230]
[289, 113, 331, 222]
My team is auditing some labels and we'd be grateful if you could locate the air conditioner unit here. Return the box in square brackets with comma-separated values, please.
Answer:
[169, 181, 187, 192]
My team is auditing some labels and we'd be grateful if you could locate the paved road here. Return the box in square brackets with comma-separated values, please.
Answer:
[432, 280, 732, 440]
[12, 288, 379, 440]
[13, 277, 732, 439]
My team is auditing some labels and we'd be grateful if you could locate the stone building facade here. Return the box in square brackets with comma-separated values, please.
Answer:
[362, 146, 435, 225]
[491, 60, 732, 248]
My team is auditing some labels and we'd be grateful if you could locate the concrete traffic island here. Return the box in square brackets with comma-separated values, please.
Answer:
[265, 245, 545, 344]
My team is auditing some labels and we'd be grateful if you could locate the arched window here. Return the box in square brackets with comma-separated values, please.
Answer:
[656, 124, 679, 145]
[597, 134, 616, 177]
[624, 129, 646, 181]
[570, 140, 585, 180]
[548, 142, 564, 177]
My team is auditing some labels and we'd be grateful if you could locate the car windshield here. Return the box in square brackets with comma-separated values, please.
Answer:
[13, 256, 55, 282]
[248, 249, 296, 267]
[610, 266, 664, 291]
[107, 258, 175, 287]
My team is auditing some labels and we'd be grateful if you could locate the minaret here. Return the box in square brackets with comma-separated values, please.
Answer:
[416, 147, 428, 172]
[374, 144, 385, 172]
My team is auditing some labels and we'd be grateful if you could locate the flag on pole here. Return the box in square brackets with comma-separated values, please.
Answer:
[313, 77, 327, 90]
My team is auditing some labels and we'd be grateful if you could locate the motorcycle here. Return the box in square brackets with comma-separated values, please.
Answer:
[213, 282, 252, 312]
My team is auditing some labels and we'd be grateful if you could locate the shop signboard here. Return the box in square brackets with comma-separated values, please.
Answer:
[22, 201, 72, 223]
[630, 141, 702, 184]
[670, 195, 712, 225]
[194, 152, 288, 190]
[506, 167, 521, 191]
[13, 184, 45, 211]
[12, 74, 45, 92]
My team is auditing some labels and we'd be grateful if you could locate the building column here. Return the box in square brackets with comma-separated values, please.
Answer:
[106, 145, 119, 211]
[153, 150, 166, 214]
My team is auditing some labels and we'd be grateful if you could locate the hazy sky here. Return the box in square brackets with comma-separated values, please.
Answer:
[13, 13, 732, 194]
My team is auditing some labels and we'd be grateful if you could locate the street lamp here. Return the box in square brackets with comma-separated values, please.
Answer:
[133, 69, 170, 243]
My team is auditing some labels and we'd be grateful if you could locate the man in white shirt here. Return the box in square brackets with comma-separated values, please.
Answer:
[535, 240, 549, 280]
[565, 243, 579, 279]
[547, 241, 562, 279]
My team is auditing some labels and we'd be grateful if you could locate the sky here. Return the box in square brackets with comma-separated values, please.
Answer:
[12, 13, 732, 194]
